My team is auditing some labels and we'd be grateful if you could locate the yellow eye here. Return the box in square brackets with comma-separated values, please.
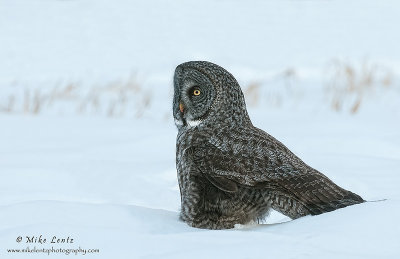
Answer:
[193, 89, 201, 96]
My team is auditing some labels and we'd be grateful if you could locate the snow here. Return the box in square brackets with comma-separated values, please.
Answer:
[1, 112, 399, 258]
[1, 0, 400, 258]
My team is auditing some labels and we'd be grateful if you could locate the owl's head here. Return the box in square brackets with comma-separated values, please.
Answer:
[173, 61, 251, 130]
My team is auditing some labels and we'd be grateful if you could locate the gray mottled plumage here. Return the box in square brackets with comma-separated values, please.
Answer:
[173, 61, 364, 229]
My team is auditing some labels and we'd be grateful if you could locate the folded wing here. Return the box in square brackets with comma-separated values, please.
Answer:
[186, 140, 364, 218]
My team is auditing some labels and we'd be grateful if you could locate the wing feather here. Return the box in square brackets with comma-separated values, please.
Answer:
[186, 132, 363, 217]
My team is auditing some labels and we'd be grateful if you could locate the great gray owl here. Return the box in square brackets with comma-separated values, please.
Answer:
[173, 61, 364, 229]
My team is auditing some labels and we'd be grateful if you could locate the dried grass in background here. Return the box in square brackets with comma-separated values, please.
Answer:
[0, 60, 397, 117]
[325, 59, 394, 114]
[0, 74, 152, 118]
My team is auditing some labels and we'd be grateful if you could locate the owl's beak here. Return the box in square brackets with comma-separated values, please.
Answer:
[179, 102, 184, 113]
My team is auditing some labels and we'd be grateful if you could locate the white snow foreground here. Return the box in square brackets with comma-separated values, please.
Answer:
[0, 113, 399, 259]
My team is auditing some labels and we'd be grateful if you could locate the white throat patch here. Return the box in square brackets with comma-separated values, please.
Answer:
[186, 119, 203, 128]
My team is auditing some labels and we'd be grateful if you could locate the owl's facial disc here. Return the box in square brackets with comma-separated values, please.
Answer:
[173, 66, 217, 129]
[174, 61, 252, 131]
[173, 68, 215, 129]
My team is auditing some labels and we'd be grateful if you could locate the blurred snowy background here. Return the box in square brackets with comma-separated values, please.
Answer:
[1, 0, 399, 258]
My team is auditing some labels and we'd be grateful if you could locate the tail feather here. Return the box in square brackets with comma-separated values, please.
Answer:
[305, 190, 364, 216]
[268, 187, 364, 219]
